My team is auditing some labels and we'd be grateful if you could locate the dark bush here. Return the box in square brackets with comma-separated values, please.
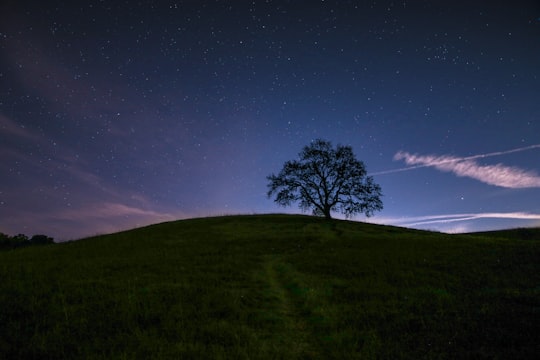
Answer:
[0, 233, 54, 250]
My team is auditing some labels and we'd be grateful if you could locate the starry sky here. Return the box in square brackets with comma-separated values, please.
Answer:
[1, 0, 540, 240]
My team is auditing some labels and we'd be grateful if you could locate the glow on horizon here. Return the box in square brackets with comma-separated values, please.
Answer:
[368, 211, 540, 233]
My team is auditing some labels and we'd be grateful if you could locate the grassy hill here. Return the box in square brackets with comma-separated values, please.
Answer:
[0, 214, 538, 359]
[467, 227, 540, 241]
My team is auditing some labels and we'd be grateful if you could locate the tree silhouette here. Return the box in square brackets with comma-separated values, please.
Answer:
[30, 234, 54, 245]
[0, 233, 54, 250]
[267, 139, 383, 219]
[0, 233, 9, 249]
[11, 234, 29, 246]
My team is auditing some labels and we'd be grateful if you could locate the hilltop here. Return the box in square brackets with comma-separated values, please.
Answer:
[0, 214, 538, 359]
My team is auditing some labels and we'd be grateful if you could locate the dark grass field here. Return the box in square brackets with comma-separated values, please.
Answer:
[0, 214, 538, 359]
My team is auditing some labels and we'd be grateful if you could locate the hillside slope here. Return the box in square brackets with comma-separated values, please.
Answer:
[467, 227, 540, 241]
[0, 214, 538, 359]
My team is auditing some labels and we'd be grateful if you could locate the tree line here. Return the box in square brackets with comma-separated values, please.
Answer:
[0, 233, 54, 251]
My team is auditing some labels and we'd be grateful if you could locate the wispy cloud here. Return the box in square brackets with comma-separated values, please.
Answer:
[394, 212, 540, 227]
[369, 212, 540, 232]
[0, 114, 41, 141]
[52, 202, 177, 222]
[1, 201, 188, 241]
[384, 144, 540, 188]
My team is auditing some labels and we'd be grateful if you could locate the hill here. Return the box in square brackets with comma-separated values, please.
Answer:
[466, 227, 540, 241]
[0, 214, 538, 359]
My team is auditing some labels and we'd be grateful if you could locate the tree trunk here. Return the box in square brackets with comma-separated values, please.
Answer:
[323, 207, 332, 219]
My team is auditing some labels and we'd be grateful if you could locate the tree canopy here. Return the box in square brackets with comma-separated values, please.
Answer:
[267, 139, 383, 219]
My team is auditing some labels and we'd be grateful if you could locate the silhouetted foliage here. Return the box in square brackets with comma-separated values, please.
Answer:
[11, 234, 29, 246]
[267, 139, 383, 219]
[30, 234, 55, 245]
[0, 232, 54, 250]
[0, 233, 9, 248]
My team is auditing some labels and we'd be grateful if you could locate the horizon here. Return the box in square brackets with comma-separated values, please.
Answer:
[4, 212, 539, 243]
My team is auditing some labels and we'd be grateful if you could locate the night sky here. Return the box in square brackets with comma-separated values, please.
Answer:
[1, 1, 540, 240]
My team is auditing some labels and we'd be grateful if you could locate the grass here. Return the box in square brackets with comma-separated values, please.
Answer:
[0, 214, 538, 359]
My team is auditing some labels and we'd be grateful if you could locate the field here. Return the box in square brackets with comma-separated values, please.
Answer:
[0, 214, 538, 359]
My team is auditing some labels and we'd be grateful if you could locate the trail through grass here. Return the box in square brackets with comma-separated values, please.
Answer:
[261, 256, 316, 358]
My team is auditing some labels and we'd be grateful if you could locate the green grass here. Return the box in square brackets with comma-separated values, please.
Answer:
[467, 227, 540, 241]
[0, 214, 538, 359]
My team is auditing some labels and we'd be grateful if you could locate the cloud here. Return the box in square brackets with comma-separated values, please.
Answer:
[372, 144, 540, 176]
[394, 212, 540, 227]
[392, 147, 540, 188]
[0, 114, 41, 141]
[1, 201, 188, 241]
[369, 212, 540, 233]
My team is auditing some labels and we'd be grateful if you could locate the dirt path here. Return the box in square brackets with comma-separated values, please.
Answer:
[262, 257, 319, 358]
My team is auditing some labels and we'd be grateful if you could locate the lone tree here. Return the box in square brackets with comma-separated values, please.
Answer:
[267, 139, 383, 219]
